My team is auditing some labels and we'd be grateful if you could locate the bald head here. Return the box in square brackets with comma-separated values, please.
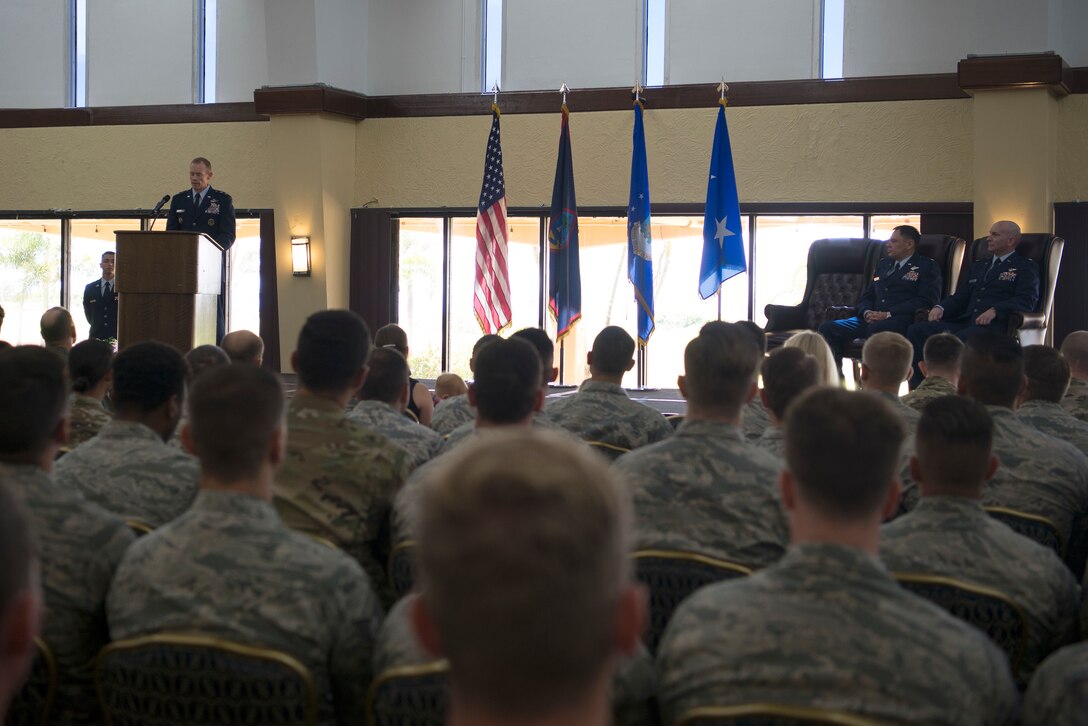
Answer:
[987, 220, 1022, 258]
[221, 330, 264, 366]
[40, 308, 75, 349]
[1061, 332, 1088, 379]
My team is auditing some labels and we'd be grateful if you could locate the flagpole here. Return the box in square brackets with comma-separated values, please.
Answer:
[716, 79, 727, 324]
[717, 289, 722, 321]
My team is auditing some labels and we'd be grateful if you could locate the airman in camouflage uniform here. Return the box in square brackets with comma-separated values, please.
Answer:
[614, 326, 788, 570]
[430, 394, 474, 435]
[0, 346, 134, 726]
[348, 399, 442, 470]
[108, 490, 382, 726]
[273, 393, 409, 602]
[860, 333, 920, 427]
[657, 388, 1018, 726]
[1023, 643, 1088, 725]
[742, 397, 771, 440]
[1019, 399, 1088, 458]
[1018, 345, 1088, 458]
[440, 410, 564, 453]
[55, 419, 199, 526]
[882, 496, 1079, 684]
[373, 597, 658, 726]
[754, 348, 820, 460]
[754, 424, 785, 458]
[902, 332, 963, 411]
[1059, 331, 1088, 422]
[901, 374, 957, 412]
[65, 393, 111, 448]
[545, 327, 672, 452]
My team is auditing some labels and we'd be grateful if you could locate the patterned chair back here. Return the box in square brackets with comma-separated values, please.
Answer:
[633, 550, 752, 653]
[95, 634, 318, 726]
[5, 638, 57, 726]
[388, 541, 418, 600]
[366, 661, 450, 726]
[893, 573, 1028, 675]
[985, 506, 1065, 558]
[587, 441, 631, 461]
[676, 703, 884, 725]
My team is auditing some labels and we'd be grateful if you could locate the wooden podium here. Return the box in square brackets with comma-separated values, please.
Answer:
[114, 230, 222, 352]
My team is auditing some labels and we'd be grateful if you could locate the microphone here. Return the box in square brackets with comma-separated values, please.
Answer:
[147, 194, 171, 231]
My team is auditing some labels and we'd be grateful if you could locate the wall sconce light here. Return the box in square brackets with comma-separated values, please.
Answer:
[291, 236, 311, 276]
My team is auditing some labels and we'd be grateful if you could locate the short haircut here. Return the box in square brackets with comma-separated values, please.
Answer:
[191, 156, 212, 170]
[683, 324, 761, 411]
[862, 332, 913, 388]
[923, 333, 964, 371]
[590, 326, 635, 376]
[101, 251, 115, 261]
[0, 346, 67, 456]
[0, 481, 35, 619]
[188, 365, 285, 481]
[184, 345, 229, 382]
[733, 320, 769, 356]
[296, 310, 371, 393]
[360, 348, 410, 405]
[1060, 331, 1088, 373]
[892, 225, 921, 245]
[960, 332, 1024, 407]
[417, 430, 632, 716]
[220, 330, 264, 365]
[1023, 345, 1071, 403]
[785, 388, 905, 520]
[783, 331, 839, 387]
[69, 339, 113, 394]
[40, 307, 73, 345]
[915, 395, 993, 496]
[472, 338, 541, 424]
[512, 328, 555, 378]
[470, 334, 502, 374]
[111, 341, 186, 414]
[762, 347, 820, 419]
[373, 324, 409, 356]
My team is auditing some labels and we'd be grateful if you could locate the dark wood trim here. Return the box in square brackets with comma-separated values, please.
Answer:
[1068, 67, 1088, 94]
[349, 209, 395, 330]
[258, 210, 281, 373]
[1054, 202, 1088, 347]
[920, 212, 974, 243]
[959, 53, 1070, 95]
[0, 102, 265, 129]
[253, 85, 368, 119]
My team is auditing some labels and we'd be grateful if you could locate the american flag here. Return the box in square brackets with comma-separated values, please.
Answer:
[473, 108, 512, 334]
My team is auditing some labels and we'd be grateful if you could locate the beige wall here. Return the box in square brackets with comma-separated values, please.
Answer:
[356, 99, 974, 208]
[0, 122, 273, 210]
[1058, 94, 1088, 203]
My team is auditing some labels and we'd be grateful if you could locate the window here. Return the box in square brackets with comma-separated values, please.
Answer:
[0, 221, 63, 345]
[644, 0, 666, 86]
[397, 218, 446, 379]
[69, 219, 140, 342]
[228, 217, 261, 334]
[821, 0, 845, 79]
[199, 0, 218, 103]
[68, 0, 87, 107]
[482, 0, 503, 93]
[869, 214, 921, 241]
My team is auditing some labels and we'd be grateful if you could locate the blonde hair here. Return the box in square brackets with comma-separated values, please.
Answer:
[784, 331, 840, 387]
[862, 332, 913, 388]
[417, 430, 633, 716]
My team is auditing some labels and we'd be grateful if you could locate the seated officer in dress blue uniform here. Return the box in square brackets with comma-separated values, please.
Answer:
[819, 225, 941, 375]
[907, 220, 1039, 387]
[165, 157, 236, 343]
[82, 250, 117, 341]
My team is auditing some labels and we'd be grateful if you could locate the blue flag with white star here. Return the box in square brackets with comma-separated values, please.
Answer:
[628, 103, 654, 345]
[699, 101, 747, 299]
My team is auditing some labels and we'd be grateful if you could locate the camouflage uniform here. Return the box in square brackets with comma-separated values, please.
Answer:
[1018, 399, 1088, 459]
[544, 380, 673, 451]
[54, 419, 199, 527]
[881, 496, 1079, 684]
[0, 462, 133, 725]
[898, 407, 1088, 545]
[1062, 377, 1088, 423]
[1023, 642, 1088, 725]
[612, 419, 788, 570]
[657, 542, 1018, 726]
[440, 412, 567, 454]
[742, 396, 772, 440]
[875, 389, 921, 428]
[430, 395, 474, 435]
[66, 393, 111, 448]
[901, 374, 957, 412]
[347, 399, 443, 471]
[272, 393, 409, 604]
[754, 425, 786, 459]
[374, 597, 657, 726]
[108, 490, 383, 726]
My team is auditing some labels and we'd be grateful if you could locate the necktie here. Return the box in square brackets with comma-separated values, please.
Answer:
[193, 191, 199, 205]
[103, 281, 111, 296]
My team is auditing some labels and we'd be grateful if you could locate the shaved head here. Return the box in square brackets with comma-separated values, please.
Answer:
[221, 330, 264, 366]
[1061, 332, 1088, 377]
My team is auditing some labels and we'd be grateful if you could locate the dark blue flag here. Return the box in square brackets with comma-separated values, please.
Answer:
[548, 106, 581, 340]
[699, 101, 747, 299]
[627, 102, 655, 345]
